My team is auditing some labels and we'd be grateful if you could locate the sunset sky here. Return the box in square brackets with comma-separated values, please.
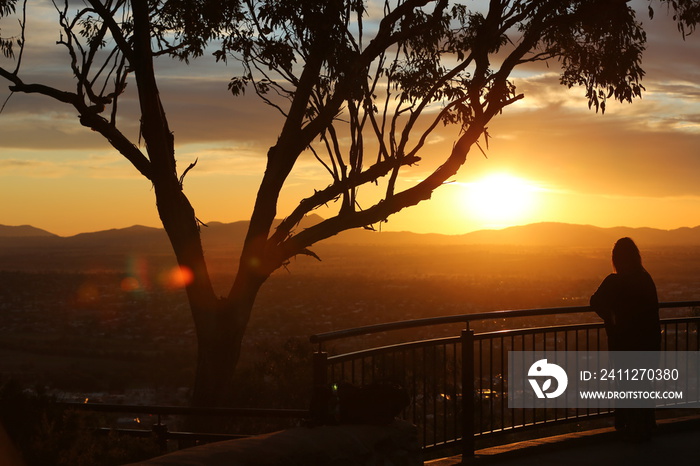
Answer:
[1, 1, 700, 237]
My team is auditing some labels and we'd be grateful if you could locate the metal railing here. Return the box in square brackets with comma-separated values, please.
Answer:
[65, 302, 699, 457]
[62, 402, 309, 453]
[309, 301, 700, 459]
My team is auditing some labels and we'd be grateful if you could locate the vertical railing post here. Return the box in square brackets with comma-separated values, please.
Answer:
[310, 347, 329, 423]
[461, 326, 475, 460]
[151, 418, 168, 453]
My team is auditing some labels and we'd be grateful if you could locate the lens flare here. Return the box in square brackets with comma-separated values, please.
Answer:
[125, 255, 150, 291]
[162, 265, 194, 289]
[120, 276, 141, 292]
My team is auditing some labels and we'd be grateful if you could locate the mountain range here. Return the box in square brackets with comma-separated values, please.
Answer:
[3, 216, 700, 246]
[2, 217, 700, 272]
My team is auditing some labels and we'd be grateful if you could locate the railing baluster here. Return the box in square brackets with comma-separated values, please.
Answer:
[520, 334, 525, 428]
[489, 334, 493, 432]
[462, 327, 475, 459]
[433, 344, 438, 447]
[478, 338, 483, 434]
[412, 347, 417, 427]
[422, 346, 428, 447]
[676, 322, 679, 351]
[453, 342, 459, 442]
[500, 335, 505, 432]
[442, 343, 448, 444]
[311, 350, 328, 422]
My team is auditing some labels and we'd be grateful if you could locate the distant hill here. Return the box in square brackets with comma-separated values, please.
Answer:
[0, 216, 325, 271]
[2, 219, 700, 272]
[0, 225, 57, 237]
[458, 222, 700, 248]
[327, 222, 700, 248]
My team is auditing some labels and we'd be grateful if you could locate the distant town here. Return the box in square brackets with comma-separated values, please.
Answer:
[2, 221, 700, 409]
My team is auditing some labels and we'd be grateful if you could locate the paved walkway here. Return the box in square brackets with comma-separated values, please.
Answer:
[427, 415, 700, 466]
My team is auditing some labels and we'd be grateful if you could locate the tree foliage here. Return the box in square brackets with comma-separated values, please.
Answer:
[0, 0, 18, 62]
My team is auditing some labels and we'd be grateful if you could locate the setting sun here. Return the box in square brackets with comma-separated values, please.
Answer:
[461, 173, 541, 228]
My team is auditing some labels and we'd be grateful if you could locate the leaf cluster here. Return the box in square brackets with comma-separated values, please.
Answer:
[221, 0, 367, 108]
[0, 0, 18, 58]
[654, 0, 700, 36]
[154, 0, 244, 61]
[538, 0, 647, 113]
[389, 5, 452, 103]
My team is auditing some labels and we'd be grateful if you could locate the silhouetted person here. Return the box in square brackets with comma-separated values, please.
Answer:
[590, 237, 660, 441]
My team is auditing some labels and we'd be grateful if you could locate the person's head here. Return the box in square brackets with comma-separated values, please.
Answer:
[612, 237, 643, 274]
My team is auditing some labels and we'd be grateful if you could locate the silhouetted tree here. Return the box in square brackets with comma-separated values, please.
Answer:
[1, 1, 697, 407]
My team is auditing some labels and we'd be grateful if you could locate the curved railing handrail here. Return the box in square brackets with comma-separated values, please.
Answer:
[325, 315, 700, 363]
[309, 300, 700, 345]
[61, 402, 308, 418]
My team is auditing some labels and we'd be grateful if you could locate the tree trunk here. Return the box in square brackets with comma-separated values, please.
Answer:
[153, 183, 252, 409]
[189, 301, 250, 409]
[189, 265, 268, 408]
[131, 2, 253, 409]
[182, 301, 248, 433]
[191, 314, 244, 409]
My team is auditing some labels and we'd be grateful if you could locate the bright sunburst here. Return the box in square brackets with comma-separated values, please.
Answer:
[461, 173, 541, 228]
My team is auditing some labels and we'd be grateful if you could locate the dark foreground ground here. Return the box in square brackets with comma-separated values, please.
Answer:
[427, 415, 700, 466]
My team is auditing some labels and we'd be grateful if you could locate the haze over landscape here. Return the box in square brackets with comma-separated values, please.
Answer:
[3, 218, 700, 399]
[3, 217, 700, 301]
